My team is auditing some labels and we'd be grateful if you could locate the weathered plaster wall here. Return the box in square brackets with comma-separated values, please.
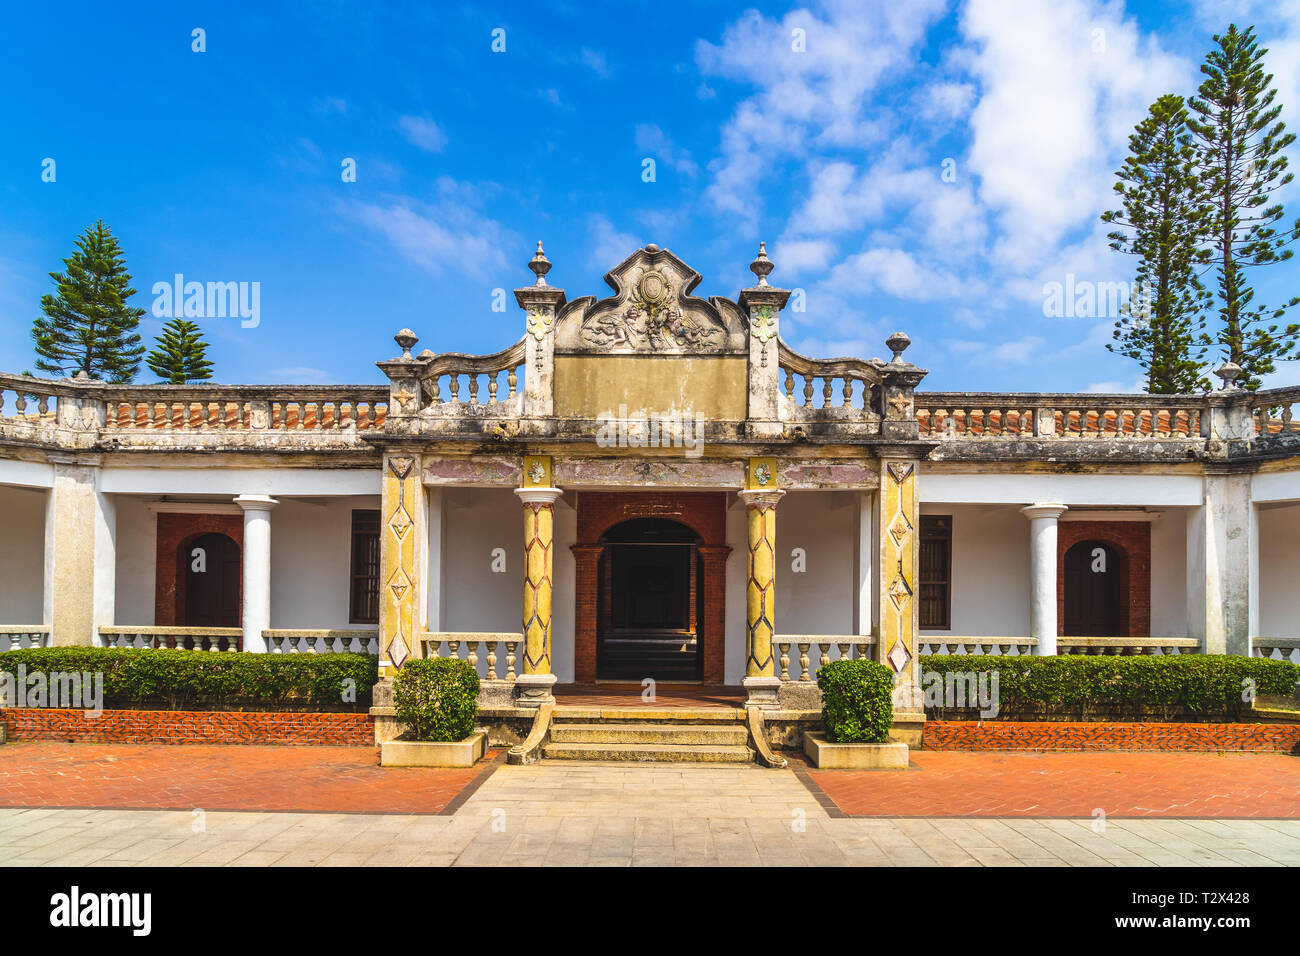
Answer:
[1150, 510, 1188, 637]
[441, 487, 526, 634]
[775, 491, 857, 636]
[0, 485, 46, 623]
[114, 496, 157, 625]
[1259, 501, 1300, 639]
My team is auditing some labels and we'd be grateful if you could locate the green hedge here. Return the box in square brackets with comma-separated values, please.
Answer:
[0, 647, 377, 712]
[392, 657, 480, 742]
[817, 658, 895, 743]
[921, 654, 1299, 720]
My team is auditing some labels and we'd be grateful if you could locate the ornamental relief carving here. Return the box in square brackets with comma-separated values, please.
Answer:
[556, 246, 745, 355]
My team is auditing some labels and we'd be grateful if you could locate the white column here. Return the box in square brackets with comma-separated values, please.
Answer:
[854, 490, 876, 647]
[44, 454, 115, 645]
[1188, 472, 1254, 655]
[1021, 503, 1067, 655]
[234, 495, 277, 653]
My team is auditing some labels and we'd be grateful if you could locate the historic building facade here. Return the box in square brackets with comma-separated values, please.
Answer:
[2, 242, 1299, 722]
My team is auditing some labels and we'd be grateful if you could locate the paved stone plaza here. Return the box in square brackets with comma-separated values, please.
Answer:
[2, 758, 1299, 867]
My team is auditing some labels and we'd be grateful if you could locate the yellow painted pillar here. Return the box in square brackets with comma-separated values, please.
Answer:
[878, 456, 922, 709]
[740, 457, 783, 708]
[380, 452, 422, 674]
[514, 455, 561, 705]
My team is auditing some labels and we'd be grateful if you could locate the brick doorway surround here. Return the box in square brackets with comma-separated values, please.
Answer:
[573, 492, 729, 683]
[155, 512, 244, 628]
[1056, 520, 1150, 637]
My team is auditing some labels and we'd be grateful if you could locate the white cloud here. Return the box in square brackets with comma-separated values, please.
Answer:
[396, 114, 447, 152]
[580, 48, 610, 76]
[588, 215, 640, 270]
[635, 124, 700, 178]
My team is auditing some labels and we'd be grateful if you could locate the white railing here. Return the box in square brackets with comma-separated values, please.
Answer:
[419, 632, 520, 681]
[1057, 637, 1199, 655]
[99, 626, 241, 651]
[776, 635, 876, 682]
[0, 626, 50, 651]
[264, 629, 379, 655]
[1254, 638, 1300, 666]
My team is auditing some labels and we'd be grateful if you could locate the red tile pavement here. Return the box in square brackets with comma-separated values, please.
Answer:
[0, 743, 498, 815]
[805, 751, 1300, 818]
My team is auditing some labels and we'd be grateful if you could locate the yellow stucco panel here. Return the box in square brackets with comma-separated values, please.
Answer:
[553, 355, 747, 420]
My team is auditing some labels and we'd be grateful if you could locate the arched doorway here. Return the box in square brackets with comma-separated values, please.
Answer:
[181, 532, 241, 628]
[597, 518, 702, 680]
[1063, 540, 1123, 636]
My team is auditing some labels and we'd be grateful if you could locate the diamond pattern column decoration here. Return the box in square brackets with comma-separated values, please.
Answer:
[740, 456, 783, 709]
[514, 454, 562, 707]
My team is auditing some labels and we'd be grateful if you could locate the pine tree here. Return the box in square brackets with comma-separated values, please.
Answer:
[146, 319, 215, 384]
[1187, 23, 1300, 389]
[32, 220, 146, 382]
[1103, 94, 1213, 393]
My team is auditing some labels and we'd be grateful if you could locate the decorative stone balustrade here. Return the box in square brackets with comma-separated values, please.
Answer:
[420, 632, 521, 681]
[99, 626, 242, 651]
[1056, 637, 1199, 655]
[263, 629, 380, 655]
[776, 635, 876, 682]
[1250, 387, 1300, 445]
[918, 638, 1038, 656]
[101, 388, 387, 432]
[1254, 638, 1300, 665]
[0, 626, 50, 651]
[419, 343, 527, 418]
[917, 393, 1205, 440]
[776, 343, 884, 427]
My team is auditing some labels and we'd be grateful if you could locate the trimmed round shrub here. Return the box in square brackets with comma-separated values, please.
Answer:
[392, 657, 480, 742]
[817, 658, 894, 743]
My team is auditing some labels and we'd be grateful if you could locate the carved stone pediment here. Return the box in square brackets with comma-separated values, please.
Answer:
[554, 245, 747, 355]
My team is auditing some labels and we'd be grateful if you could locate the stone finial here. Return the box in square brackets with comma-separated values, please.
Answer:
[1214, 361, 1242, 390]
[74, 370, 90, 381]
[749, 241, 774, 286]
[528, 240, 552, 286]
[886, 331, 911, 364]
[645, 243, 660, 253]
[394, 329, 418, 360]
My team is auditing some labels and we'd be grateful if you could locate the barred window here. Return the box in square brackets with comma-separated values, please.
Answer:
[349, 510, 381, 625]
[919, 515, 952, 629]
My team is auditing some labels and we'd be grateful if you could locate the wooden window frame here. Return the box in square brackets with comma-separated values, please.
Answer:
[919, 514, 952, 630]
[349, 510, 381, 625]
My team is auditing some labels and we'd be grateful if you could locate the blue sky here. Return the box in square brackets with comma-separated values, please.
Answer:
[2, 0, 1299, 390]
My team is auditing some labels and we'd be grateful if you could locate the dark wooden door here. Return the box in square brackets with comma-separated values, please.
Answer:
[184, 532, 241, 628]
[1063, 540, 1120, 636]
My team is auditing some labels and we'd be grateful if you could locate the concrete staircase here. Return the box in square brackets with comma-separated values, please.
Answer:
[542, 706, 754, 763]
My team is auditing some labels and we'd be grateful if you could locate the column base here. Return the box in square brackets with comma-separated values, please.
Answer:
[743, 676, 782, 710]
[513, 673, 557, 708]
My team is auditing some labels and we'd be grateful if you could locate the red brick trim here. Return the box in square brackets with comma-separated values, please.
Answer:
[155, 513, 244, 627]
[573, 492, 728, 683]
[1, 708, 373, 746]
[922, 720, 1300, 753]
[1056, 520, 1150, 637]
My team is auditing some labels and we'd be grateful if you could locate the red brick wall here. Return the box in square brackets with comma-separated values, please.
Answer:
[155, 513, 244, 627]
[573, 492, 729, 683]
[923, 720, 1300, 753]
[1057, 520, 1151, 636]
[1, 708, 373, 746]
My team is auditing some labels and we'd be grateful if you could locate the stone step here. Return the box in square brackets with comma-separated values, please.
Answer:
[550, 723, 749, 746]
[542, 741, 755, 763]
[553, 705, 746, 723]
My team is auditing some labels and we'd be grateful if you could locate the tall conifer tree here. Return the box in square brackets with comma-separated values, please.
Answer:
[1188, 23, 1300, 388]
[1103, 94, 1212, 393]
[146, 318, 215, 384]
[32, 220, 146, 382]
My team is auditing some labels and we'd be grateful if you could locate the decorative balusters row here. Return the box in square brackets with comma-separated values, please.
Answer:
[1252, 639, 1300, 666]
[918, 639, 1037, 656]
[264, 630, 380, 655]
[918, 402, 1202, 439]
[103, 397, 386, 431]
[776, 636, 875, 682]
[420, 633, 520, 681]
[1056, 639, 1198, 655]
[424, 365, 523, 408]
[0, 628, 50, 651]
[1252, 399, 1300, 439]
[779, 369, 874, 412]
[98, 627, 242, 651]
[0, 388, 55, 420]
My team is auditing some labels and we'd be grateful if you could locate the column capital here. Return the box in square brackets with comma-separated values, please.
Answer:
[1020, 502, 1067, 521]
[515, 486, 563, 506]
[738, 488, 785, 510]
[233, 495, 279, 512]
